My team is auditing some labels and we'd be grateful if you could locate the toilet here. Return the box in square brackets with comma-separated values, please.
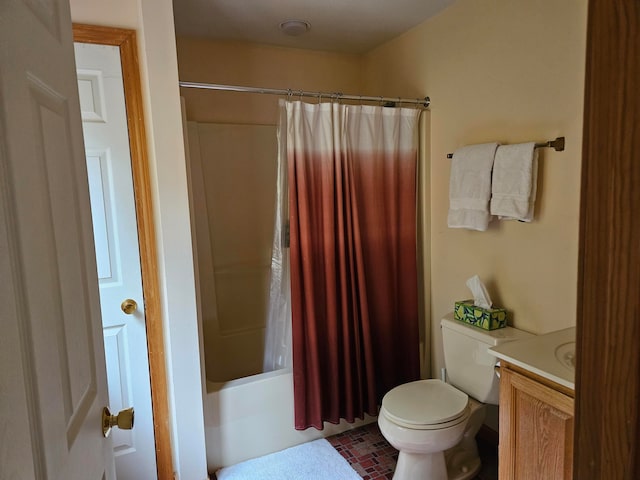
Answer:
[378, 312, 533, 480]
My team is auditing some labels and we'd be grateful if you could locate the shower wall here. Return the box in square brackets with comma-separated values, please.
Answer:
[187, 122, 278, 382]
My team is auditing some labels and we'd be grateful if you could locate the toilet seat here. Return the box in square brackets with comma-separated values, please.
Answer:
[381, 379, 469, 430]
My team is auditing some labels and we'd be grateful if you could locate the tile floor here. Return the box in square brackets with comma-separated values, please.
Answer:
[327, 422, 498, 480]
[327, 423, 397, 479]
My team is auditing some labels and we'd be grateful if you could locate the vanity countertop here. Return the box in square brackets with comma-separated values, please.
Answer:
[489, 326, 576, 391]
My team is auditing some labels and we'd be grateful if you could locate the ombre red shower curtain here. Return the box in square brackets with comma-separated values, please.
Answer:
[286, 101, 421, 430]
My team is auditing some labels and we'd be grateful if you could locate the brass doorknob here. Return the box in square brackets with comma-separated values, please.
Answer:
[102, 406, 135, 438]
[121, 298, 137, 315]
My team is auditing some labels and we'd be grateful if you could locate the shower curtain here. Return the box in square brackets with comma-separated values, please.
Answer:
[287, 100, 421, 430]
[264, 102, 292, 372]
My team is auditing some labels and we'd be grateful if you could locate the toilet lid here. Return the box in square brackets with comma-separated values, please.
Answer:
[381, 379, 469, 427]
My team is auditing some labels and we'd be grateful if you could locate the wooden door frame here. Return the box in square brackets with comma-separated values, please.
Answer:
[575, 0, 640, 478]
[73, 24, 173, 480]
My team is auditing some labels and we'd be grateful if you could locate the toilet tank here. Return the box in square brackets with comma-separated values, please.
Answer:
[441, 312, 533, 405]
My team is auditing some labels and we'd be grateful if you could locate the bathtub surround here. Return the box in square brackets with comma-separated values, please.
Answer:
[187, 122, 279, 382]
[287, 101, 421, 430]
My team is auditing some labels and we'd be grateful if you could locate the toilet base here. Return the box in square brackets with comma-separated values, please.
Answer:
[445, 442, 482, 480]
[394, 450, 447, 480]
[390, 438, 482, 480]
[444, 399, 485, 480]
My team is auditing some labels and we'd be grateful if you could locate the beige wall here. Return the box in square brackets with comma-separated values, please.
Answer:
[363, 0, 588, 377]
[176, 37, 363, 125]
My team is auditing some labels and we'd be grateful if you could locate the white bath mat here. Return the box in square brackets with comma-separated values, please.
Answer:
[215, 438, 361, 480]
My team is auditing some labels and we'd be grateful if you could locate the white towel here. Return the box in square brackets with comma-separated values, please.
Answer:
[448, 142, 499, 231]
[490, 143, 538, 222]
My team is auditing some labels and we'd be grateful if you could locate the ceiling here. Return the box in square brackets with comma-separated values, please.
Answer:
[172, 0, 457, 54]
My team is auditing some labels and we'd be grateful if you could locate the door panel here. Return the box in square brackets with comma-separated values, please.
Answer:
[103, 325, 135, 454]
[0, 0, 114, 478]
[86, 151, 113, 279]
[26, 72, 97, 451]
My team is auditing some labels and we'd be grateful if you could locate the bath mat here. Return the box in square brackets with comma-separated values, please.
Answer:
[215, 438, 362, 480]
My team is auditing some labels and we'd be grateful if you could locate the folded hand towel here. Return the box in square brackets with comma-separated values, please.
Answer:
[490, 143, 538, 222]
[448, 142, 499, 231]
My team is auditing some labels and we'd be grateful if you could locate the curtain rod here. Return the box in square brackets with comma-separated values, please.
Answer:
[179, 81, 430, 108]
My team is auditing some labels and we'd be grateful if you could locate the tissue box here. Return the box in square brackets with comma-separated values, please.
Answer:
[454, 300, 507, 330]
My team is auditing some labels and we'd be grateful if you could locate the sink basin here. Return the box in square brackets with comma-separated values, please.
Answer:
[555, 341, 576, 370]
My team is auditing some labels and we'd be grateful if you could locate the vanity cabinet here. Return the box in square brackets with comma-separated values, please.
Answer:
[498, 362, 574, 480]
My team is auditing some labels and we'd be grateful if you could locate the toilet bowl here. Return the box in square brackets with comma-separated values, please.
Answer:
[378, 313, 533, 480]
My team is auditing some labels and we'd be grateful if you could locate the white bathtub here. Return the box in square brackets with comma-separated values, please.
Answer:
[203, 368, 376, 470]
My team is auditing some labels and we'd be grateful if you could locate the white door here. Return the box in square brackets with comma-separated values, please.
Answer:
[0, 1, 114, 479]
[75, 42, 158, 479]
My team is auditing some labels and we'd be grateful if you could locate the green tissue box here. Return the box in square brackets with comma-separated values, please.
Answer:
[454, 300, 507, 330]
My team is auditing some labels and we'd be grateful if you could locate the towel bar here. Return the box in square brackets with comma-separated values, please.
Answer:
[446, 136, 565, 158]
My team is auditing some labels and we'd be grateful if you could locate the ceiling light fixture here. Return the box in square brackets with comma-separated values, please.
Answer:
[279, 20, 311, 36]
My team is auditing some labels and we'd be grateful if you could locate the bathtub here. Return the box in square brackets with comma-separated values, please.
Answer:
[203, 368, 376, 470]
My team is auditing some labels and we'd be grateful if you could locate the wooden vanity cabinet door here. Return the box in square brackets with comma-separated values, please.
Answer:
[498, 366, 574, 480]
